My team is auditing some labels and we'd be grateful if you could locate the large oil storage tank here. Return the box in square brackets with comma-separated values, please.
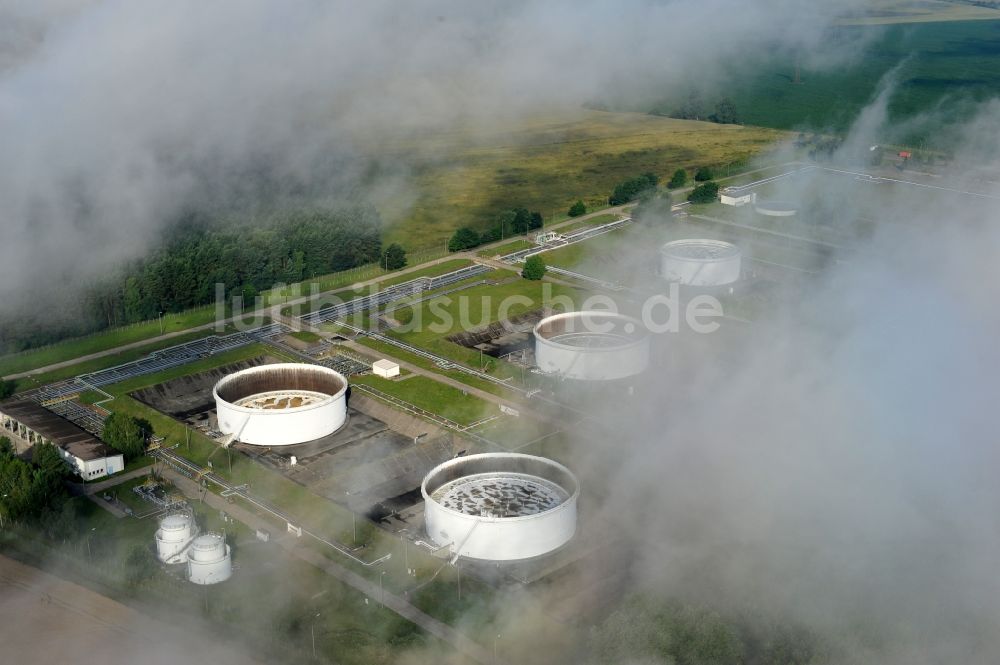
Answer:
[214, 363, 347, 446]
[422, 453, 578, 561]
[155, 513, 196, 564]
[186, 533, 232, 585]
[533, 311, 650, 381]
[659, 239, 742, 286]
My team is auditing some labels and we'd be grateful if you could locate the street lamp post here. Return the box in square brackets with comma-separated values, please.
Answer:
[494, 634, 501, 664]
[379, 570, 387, 607]
[158, 311, 165, 335]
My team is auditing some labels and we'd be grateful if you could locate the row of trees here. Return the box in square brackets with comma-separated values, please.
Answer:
[657, 93, 742, 125]
[666, 166, 714, 190]
[0, 206, 385, 354]
[608, 172, 659, 206]
[448, 208, 544, 252]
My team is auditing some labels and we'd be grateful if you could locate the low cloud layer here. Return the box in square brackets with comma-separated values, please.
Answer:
[572, 95, 1000, 663]
[0, 0, 867, 312]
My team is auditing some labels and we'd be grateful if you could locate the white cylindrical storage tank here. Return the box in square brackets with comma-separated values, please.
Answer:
[533, 311, 650, 381]
[660, 239, 742, 286]
[754, 200, 798, 217]
[186, 533, 232, 585]
[155, 513, 195, 564]
[422, 453, 578, 561]
[214, 363, 348, 446]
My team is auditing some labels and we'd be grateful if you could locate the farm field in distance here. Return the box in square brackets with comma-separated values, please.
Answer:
[841, 0, 1000, 24]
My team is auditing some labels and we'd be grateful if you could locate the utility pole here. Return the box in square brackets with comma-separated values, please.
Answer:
[457, 563, 461, 600]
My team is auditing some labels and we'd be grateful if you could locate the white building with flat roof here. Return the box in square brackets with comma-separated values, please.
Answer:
[0, 399, 124, 480]
[372, 359, 400, 378]
[720, 187, 755, 207]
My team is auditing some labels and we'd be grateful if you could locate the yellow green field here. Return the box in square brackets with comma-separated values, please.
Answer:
[374, 110, 786, 250]
[840, 0, 1000, 24]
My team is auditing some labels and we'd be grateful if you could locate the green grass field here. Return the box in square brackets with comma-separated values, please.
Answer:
[10, 316, 271, 393]
[283, 258, 474, 317]
[692, 20, 1000, 138]
[353, 374, 494, 426]
[288, 330, 321, 343]
[0, 306, 218, 379]
[555, 212, 621, 234]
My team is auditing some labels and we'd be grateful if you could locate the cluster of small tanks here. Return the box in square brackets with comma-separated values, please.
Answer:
[155, 512, 232, 585]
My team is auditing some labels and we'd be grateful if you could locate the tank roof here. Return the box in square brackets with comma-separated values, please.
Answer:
[660, 239, 741, 261]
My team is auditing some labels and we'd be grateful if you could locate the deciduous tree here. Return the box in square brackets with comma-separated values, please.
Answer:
[521, 255, 547, 280]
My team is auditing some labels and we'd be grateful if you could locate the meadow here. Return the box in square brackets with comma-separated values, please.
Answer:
[375, 110, 786, 250]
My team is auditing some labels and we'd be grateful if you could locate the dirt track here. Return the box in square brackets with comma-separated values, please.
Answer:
[0, 554, 264, 665]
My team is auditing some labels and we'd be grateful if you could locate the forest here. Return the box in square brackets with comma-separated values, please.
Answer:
[0, 206, 383, 354]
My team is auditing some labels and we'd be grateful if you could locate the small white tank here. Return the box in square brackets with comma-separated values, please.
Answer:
[186, 533, 232, 585]
[155, 513, 196, 564]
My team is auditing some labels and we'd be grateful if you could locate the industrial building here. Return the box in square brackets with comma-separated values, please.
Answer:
[534, 311, 650, 381]
[372, 359, 400, 378]
[0, 399, 124, 480]
[660, 239, 743, 287]
[422, 453, 578, 561]
[720, 187, 755, 207]
[213, 363, 348, 446]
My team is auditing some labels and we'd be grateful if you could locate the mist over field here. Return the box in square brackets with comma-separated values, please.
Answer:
[0, 0, 866, 315]
[6, 1, 1000, 664]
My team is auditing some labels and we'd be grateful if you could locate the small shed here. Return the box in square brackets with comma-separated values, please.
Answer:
[372, 359, 400, 378]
